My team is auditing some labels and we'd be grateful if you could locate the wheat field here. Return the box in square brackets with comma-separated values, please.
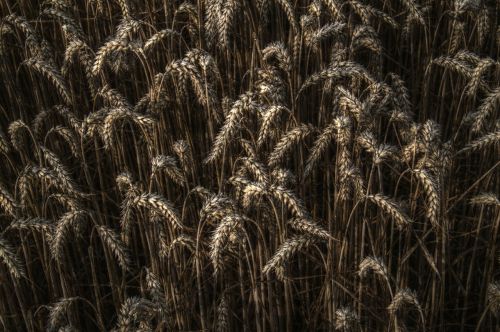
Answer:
[0, 0, 499, 331]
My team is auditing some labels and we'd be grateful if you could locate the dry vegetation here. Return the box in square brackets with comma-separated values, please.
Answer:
[0, 0, 499, 330]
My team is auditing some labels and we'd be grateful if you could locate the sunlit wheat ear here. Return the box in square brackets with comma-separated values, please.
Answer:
[8, 120, 33, 153]
[268, 123, 314, 167]
[466, 88, 500, 133]
[0, 127, 9, 154]
[262, 234, 318, 281]
[39, 146, 82, 197]
[51, 210, 87, 262]
[210, 214, 243, 276]
[24, 57, 72, 105]
[400, 0, 426, 33]
[304, 22, 345, 52]
[469, 193, 500, 207]
[151, 155, 185, 185]
[388, 288, 425, 326]
[200, 194, 237, 223]
[0, 182, 17, 216]
[98, 85, 132, 109]
[216, 293, 229, 332]
[487, 282, 500, 317]
[0, 236, 25, 279]
[238, 157, 269, 184]
[335, 306, 359, 332]
[92, 39, 135, 76]
[114, 297, 155, 331]
[432, 55, 473, 78]
[47, 297, 79, 331]
[241, 181, 268, 208]
[359, 256, 391, 290]
[269, 184, 308, 218]
[143, 29, 180, 52]
[304, 122, 335, 176]
[412, 168, 440, 228]
[46, 126, 80, 158]
[102, 108, 155, 149]
[131, 193, 184, 230]
[262, 42, 292, 72]
[288, 217, 332, 241]
[459, 129, 500, 153]
[205, 92, 260, 163]
[172, 140, 192, 172]
[366, 194, 412, 229]
[321, 0, 344, 20]
[165, 234, 196, 258]
[215, 0, 240, 49]
[299, 61, 374, 94]
[274, 0, 299, 32]
[465, 57, 495, 96]
[95, 225, 129, 270]
[351, 25, 382, 55]
[10, 218, 52, 233]
[271, 168, 296, 187]
[116, 0, 131, 19]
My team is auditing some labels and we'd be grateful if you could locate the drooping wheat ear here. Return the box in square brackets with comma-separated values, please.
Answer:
[102, 107, 155, 149]
[204, 0, 223, 46]
[241, 181, 268, 208]
[24, 57, 71, 105]
[412, 168, 440, 228]
[258, 105, 288, 146]
[469, 193, 500, 207]
[466, 57, 495, 96]
[268, 124, 314, 167]
[305, 23, 345, 52]
[165, 234, 196, 257]
[10, 218, 52, 233]
[321, 0, 344, 20]
[387, 288, 425, 326]
[39, 146, 80, 196]
[0, 236, 25, 279]
[299, 61, 374, 94]
[239, 157, 269, 184]
[351, 25, 382, 55]
[8, 120, 33, 153]
[116, 0, 131, 19]
[216, 293, 229, 332]
[400, 0, 425, 29]
[42, 8, 82, 35]
[115, 297, 155, 331]
[359, 256, 391, 289]
[255, 67, 286, 103]
[95, 225, 129, 270]
[335, 306, 359, 332]
[0, 182, 17, 216]
[210, 214, 244, 276]
[269, 184, 308, 218]
[263, 235, 317, 281]
[216, 0, 240, 49]
[92, 39, 135, 76]
[46, 126, 80, 158]
[52, 105, 83, 137]
[0, 127, 9, 154]
[50, 210, 87, 262]
[143, 29, 179, 52]
[366, 194, 412, 229]
[304, 123, 335, 175]
[336, 87, 366, 123]
[205, 92, 260, 163]
[459, 129, 500, 153]
[200, 194, 237, 223]
[271, 168, 296, 187]
[432, 55, 473, 78]
[262, 42, 292, 72]
[388, 73, 412, 115]
[274, 0, 299, 31]
[468, 88, 500, 133]
[171, 140, 191, 173]
[487, 281, 500, 316]
[288, 217, 332, 241]
[47, 297, 79, 331]
[98, 85, 132, 109]
[132, 193, 183, 230]
[151, 155, 185, 185]
[116, 171, 140, 194]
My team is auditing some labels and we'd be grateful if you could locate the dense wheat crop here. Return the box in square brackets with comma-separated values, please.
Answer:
[0, 0, 498, 330]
